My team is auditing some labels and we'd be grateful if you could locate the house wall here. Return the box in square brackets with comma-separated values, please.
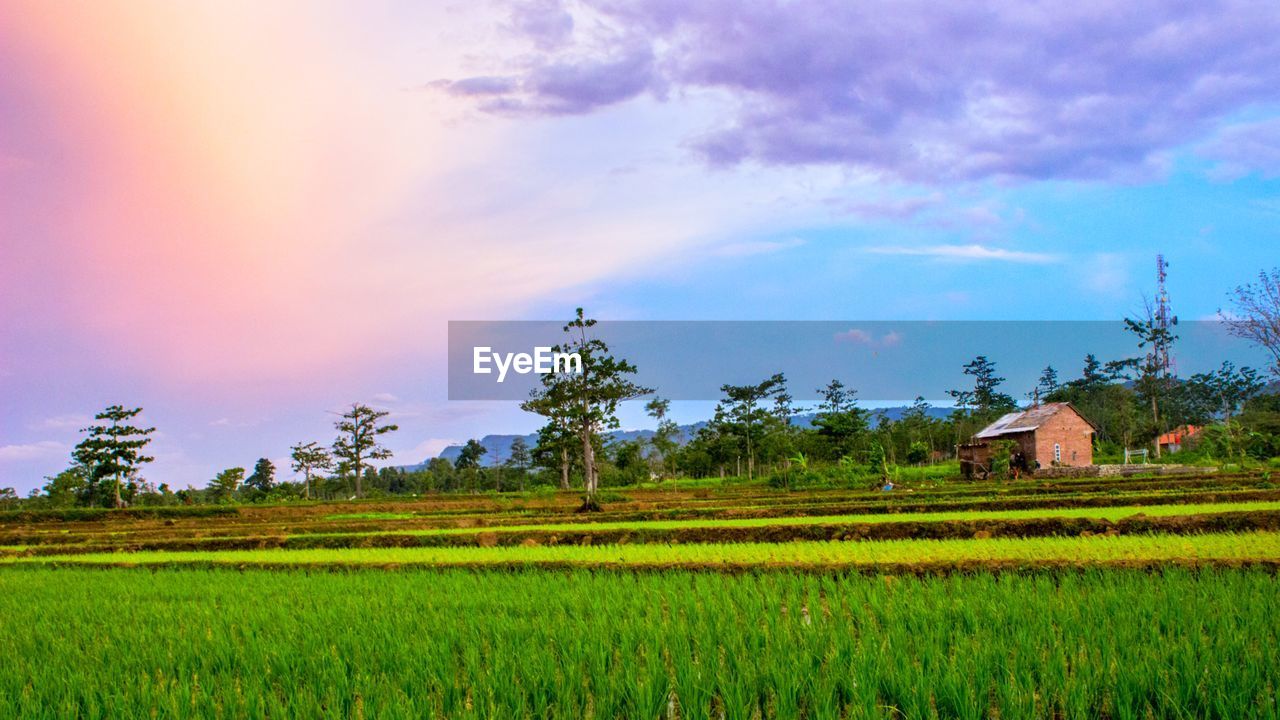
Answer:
[1031, 409, 1094, 467]
[961, 406, 1096, 477]
[958, 443, 992, 468]
[958, 432, 1035, 477]
[1008, 431, 1037, 463]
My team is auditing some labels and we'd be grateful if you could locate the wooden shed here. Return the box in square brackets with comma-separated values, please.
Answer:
[958, 402, 1096, 479]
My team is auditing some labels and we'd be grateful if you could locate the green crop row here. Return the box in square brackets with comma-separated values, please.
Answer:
[290, 499, 1280, 540]
[10, 530, 1280, 569]
[0, 567, 1276, 719]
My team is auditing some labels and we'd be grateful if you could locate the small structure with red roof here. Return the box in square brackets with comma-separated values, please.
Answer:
[1157, 425, 1201, 454]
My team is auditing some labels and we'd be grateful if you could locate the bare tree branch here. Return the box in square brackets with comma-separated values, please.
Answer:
[1221, 268, 1280, 379]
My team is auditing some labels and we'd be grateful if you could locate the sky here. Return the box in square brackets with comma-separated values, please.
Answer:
[2, 0, 1279, 493]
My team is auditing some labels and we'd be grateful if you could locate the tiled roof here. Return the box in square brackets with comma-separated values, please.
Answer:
[1157, 425, 1201, 445]
[974, 402, 1076, 439]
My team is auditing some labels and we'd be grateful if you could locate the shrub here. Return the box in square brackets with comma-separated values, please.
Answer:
[906, 442, 929, 466]
[989, 439, 1017, 480]
[866, 442, 889, 481]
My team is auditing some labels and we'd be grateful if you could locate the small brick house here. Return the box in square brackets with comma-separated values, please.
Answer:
[1157, 425, 1201, 453]
[958, 402, 1096, 478]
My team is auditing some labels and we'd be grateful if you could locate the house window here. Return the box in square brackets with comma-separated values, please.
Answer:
[1054, 443, 1062, 463]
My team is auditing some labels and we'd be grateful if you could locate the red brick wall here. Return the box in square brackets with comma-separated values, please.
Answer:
[1032, 408, 1094, 467]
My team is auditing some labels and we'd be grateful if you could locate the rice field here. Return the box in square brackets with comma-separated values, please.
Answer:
[0, 567, 1276, 719]
[292, 499, 1280, 538]
[4, 470, 1279, 718]
[10, 530, 1280, 570]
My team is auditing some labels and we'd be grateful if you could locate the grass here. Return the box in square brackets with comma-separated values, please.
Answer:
[11, 531, 1280, 570]
[292, 499, 1280, 539]
[3, 473, 1277, 718]
[0, 567, 1276, 718]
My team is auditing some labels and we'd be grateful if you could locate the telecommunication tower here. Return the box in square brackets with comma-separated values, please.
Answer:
[1152, 254, 1177, 377]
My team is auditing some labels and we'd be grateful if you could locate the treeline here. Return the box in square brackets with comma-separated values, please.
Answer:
[12, 268, 1280, 508]
[26, 403, 400, 509]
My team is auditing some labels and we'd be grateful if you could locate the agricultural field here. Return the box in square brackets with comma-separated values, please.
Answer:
[3, 470, 1280, 718]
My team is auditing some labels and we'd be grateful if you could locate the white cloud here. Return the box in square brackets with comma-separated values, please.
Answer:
[208, 417, 262, 428]
[865, 243, 1059, 264]
[710, 237, 805, 258]
[0, 441, 65, 463]
[835, 193, 943, 220]
[1197, 118, 1280, 180]
[29, 414, 91, 431]
[1076, 252, 1131, 298]
[371, 392, 400, 403]
[395, 438, 459, 465]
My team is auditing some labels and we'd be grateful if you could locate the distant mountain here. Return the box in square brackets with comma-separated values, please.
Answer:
[403, 404, 952, 469]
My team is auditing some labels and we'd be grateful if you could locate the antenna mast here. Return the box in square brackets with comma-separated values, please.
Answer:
[1153, 254, 1177, 377]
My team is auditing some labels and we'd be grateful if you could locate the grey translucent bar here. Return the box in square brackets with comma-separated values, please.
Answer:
[448, 320, 1263, 401]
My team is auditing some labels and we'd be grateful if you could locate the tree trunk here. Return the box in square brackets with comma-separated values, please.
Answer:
[304, 469, 311, 500]
[1151, 395, 1161, 459]
[114, 474, 123, 509]
[581, 424, 596, 496]
[577, 418, 601, 512]
[559, 446, 570, 490]
[354, 457, 363, 497]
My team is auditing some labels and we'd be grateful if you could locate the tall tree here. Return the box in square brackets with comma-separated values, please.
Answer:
[290, 442, 332, 500]
[208, 467, 243, 503]
[72, 405, 156, 508]
[506, 436, 532, 492]
[522, 370, 577, 490]
[948, 356, 1016, 419]
[1186, 361, 1264, 423]
[1221, 268, 1280, 379]
[812, 379, 868, 459]
[456, 439, 487, 469]
[1034, 366, 1059, 401]
[645, 397, 679, 481]
[715, 373, 788, 480]
[816, 379, 857, 415]
[244, 458, 276, 493]
[455, 439, 487, 493]
[332, 404, 399, 498]
[1078, 354, 1107, 390]
[556, 308, 651, 509]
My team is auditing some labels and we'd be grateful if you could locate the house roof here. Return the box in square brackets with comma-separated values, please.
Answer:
[973, 402, 1091, 439]
[1157, 425, 1201, 445]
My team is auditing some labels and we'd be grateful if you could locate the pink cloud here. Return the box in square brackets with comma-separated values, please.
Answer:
[835, 328, 903, 348]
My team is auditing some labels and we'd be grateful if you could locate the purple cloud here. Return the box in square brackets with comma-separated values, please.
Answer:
[505, 0, 575, 51]
[445, 0, 1280, 182]
[435, 40, 660, 116]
